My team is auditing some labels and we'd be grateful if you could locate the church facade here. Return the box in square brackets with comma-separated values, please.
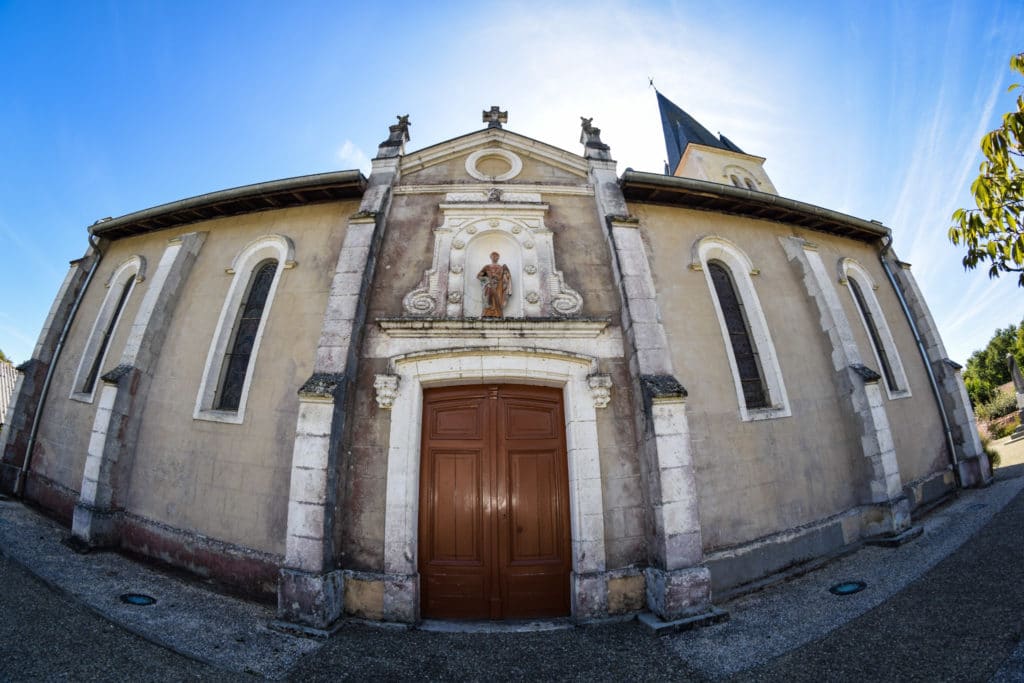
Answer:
[1, 97, 991, 632]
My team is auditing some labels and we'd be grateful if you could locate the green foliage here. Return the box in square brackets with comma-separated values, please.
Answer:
[962, 321, 1024, 405]
[988, 414, 1021, 441]
[949, 53, 1024, 286]
[980, 435, 1002, 469]
[975, 390, 1019, 421]
[0, 348, 8, 363]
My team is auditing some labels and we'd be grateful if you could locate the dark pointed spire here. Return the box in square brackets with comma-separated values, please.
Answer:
[656, 91, 743, 174]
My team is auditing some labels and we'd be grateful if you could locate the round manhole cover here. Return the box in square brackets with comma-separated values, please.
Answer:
[119, 593, 156, 606]
[829, 581, 866, 596]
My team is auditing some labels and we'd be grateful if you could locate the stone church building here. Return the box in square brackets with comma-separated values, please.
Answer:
[1, 94, 991, 632]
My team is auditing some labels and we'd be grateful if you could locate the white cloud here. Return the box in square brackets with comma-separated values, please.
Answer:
[336, 139, 370, 175]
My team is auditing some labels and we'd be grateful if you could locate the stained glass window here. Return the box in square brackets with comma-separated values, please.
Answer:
[848, 277, 898, 391]
[82, 279, 134, 394]
[708, 261, 768, 409]
[215, 260, 278, 411]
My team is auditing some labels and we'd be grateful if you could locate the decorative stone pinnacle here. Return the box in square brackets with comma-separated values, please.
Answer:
[483, 106, 508, 129]
[580, 115, 611, 160]
[377, 114, 411, 158]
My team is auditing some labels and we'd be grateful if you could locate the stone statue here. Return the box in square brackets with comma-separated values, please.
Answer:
[477, 252, 512, 318]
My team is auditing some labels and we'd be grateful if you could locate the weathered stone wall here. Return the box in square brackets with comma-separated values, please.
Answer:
[338, 147, 645, 575]
[636, 204, 946, 553]
[28, 238, 160, 501]
[829, 247, 949, 496]
[127, 203, 354, 556]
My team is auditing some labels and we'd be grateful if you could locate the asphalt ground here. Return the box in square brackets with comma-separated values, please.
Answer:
[739, 469, 1024, 683]
[0, 554, 244, 681]
[0, 435, 1022, 681]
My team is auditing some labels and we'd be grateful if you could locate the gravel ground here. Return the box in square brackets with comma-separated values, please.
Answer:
[0, 554, 245, 681]
[2, 463, 1023, 681]
[737, 470, 1024, 683]
[0, 498, 320, 678]
[287, 619, 698, 681]
[666, 465, 1024, 679]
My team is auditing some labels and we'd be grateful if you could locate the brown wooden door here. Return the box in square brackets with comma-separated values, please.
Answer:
[419, 384, 572, 620]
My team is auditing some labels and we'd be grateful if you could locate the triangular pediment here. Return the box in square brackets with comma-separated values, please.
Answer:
[400, 128, 588, 185]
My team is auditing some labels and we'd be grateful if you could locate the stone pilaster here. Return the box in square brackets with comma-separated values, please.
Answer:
[277, 116, 407, 631]
[782, 237, 910, 536]
[583, 121, 711, 621]
[72, 232, 206, 546]
[881, 251, 991, 487]
[1, 246, 101, 496]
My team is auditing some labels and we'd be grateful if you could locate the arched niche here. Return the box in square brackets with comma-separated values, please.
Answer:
[463, 229, 522, 317]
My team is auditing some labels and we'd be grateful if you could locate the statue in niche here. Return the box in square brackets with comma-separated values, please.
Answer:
[477, 251, 512, 318]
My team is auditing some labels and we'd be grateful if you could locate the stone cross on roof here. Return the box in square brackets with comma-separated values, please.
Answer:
[482, 106, 508, 129]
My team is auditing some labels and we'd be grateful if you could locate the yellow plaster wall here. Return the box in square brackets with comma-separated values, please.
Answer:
[635, 203, 944, 550]
[31, 236, 166, 494]
[126, 201, 354, 555]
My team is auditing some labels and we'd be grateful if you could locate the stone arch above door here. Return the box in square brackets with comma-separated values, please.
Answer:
[378, 347, 607, 622]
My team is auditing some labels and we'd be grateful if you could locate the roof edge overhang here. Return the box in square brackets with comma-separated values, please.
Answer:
[91, 170, 368, 240]
[620, 170, 890, 242]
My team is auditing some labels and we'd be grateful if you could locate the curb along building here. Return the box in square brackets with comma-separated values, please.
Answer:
[1, 95, 992, 632]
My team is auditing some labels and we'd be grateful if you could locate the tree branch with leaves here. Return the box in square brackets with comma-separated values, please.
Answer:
[949, 52, 1024, 286]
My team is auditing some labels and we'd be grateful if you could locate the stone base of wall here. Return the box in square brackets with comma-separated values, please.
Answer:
[22, 473, 78, 525]
[276, 568, 345, 631]
[119, 512, 282, 602]
[706, 508, 860, 598]
[340, 566, 649, 624]
[18, 475, 282, 602]
[644, 566, 712, 622]
[705, 496, 929, 600]
[957, 453, 993, 489]
[904, 469, 957, 513]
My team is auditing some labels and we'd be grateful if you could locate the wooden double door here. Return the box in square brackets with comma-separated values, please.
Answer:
[418, 384, 572, 620]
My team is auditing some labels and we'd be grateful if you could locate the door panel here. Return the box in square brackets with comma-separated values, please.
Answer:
[430, 451, 482, 562]
[419, 384, 571, 620]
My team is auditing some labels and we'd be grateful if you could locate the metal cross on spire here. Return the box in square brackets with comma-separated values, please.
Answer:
[482, 106, 508, 129]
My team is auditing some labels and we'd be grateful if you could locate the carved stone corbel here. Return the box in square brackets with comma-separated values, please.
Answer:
[373, 374, 400, 409]
[588, 374, 612, 408]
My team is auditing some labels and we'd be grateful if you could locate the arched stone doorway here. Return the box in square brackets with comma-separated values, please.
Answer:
[379, 348, 608, 622]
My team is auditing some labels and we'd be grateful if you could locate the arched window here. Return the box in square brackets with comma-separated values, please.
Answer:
[215, 260, 278, 411]
[730, 174, 742, 187]
[744, 178, 757, 190]
[693, 236, 790, 420]
[708, 261, 767, 409]
[195, 235, 293, 423]
[70, 256, 144, 402]
[840, 259, 910, 399]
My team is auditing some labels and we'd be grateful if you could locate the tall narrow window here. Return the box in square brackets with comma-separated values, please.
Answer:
[195, 234, 293, 424]
[215, 260, 278, 411]
[695, 236, 790, 420]
[708, 261, 768, 409]
[744, 178, 757, 190]
[81, 280, 133, 394]
[840, 259, 910, 400]
[730, 174, 742, 187]
[70, 256, 144, 403]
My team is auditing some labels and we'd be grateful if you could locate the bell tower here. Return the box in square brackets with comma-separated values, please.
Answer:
[657, 90, 778, 194]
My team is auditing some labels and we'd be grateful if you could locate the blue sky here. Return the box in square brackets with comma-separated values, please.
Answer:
[1, 0, 1022, 365]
